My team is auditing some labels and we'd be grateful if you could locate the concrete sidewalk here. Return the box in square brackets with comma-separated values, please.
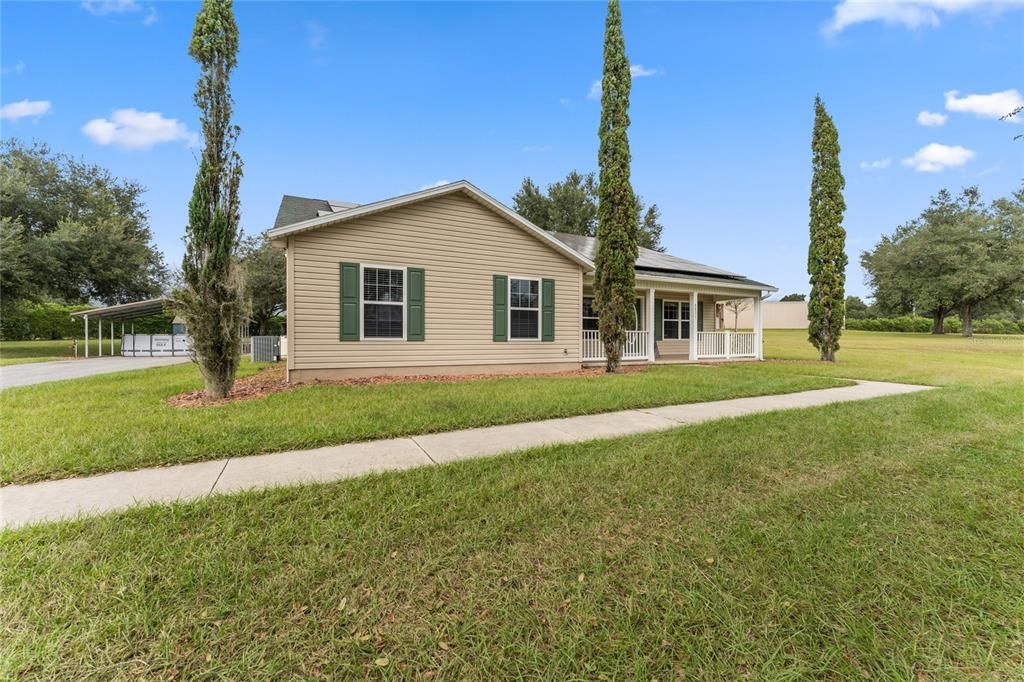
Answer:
[0, 380, 932, 529]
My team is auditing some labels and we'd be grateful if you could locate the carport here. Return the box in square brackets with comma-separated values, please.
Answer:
[69, 297, 186, 358]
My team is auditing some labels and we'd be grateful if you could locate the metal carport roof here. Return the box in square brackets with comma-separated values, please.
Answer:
[69, 297, 172, 321]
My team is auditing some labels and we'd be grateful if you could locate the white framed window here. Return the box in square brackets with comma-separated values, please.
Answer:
[583, 296, 643, 331]
[509, 276, 541, 340]
[662, 300, 691, 340]
[361, 265, 406, 340]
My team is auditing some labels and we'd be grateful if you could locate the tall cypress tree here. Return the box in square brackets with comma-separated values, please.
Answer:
[807, 95, 847, 362]
[594, 0, 639, 373]
[175, 0, 245, 398]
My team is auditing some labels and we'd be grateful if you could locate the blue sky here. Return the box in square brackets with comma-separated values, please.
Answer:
[2, 1, 1022, 299]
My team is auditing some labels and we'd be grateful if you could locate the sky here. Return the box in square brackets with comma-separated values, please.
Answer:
[2, 0, 1022, 300]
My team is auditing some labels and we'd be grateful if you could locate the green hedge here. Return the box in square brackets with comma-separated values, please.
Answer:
[0, 302, 175, 340]
[847, 316, 1023, 334]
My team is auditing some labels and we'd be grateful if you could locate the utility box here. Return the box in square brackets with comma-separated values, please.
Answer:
[251, 336, 281, 363]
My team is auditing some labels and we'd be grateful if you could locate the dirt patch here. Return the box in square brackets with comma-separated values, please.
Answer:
[166, 363, 648, 408]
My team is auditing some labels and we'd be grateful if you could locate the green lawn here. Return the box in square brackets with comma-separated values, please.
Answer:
[764, 328, 1023, 386]
[0, 338, 120, 366]
[2, 331, 1022, 679]
[0, 359, 843, 485]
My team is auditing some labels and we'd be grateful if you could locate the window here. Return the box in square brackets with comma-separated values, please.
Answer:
[582, 297, 599, 331]
[583, 296, 643, 332]
[663, 302, 679, 339]
[662, 301, 691, 340]
[362, 266, 404, 339]
[509, 277, 540, 340]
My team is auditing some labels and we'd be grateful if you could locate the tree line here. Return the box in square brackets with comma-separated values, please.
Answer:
[512, 170, 665, 251]
[0, 137, 285, 342]
[861, 186, 1023, 335]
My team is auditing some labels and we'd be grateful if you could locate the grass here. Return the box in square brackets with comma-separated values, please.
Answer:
[2, 331, 1021, 678]
[763, 328, 1023, 387]
[0, 359, 844, 485]
[0, 338, 120, 366]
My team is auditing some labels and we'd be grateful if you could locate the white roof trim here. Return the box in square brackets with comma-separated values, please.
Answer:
[267, 180, 594, 270]
[632, 273, 778, 293]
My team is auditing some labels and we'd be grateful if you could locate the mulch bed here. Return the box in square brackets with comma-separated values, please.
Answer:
[166, 363, 647, 408]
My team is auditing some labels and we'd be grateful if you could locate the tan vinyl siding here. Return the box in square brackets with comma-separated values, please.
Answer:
[289, 192, 582, 371]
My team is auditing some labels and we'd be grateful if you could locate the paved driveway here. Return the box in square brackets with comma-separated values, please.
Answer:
[0, 356, 191, 390]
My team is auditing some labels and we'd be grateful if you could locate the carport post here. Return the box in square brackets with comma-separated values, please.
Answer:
[98, 318, 102, 357]
[121, 323, 125, 357]
[84, 315, 89, 358]
[110, 321, 114, 356]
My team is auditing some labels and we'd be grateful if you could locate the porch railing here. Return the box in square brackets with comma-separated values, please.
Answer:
[695, 331, 757, 359]
[582, 329, 649, 362]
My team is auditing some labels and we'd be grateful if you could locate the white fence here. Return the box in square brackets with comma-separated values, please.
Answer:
[694, 331, 757, 359]
[122, 334, 192, 357]
[582, 330, 649, 362]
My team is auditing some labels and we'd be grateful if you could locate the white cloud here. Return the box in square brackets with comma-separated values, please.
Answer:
[305, 21, 328, 49]
[82, 0, 158, 26]
[902, 143, 976, 172]
[81, 0, 139, 16]
[558, 97, 571, 107]
[1, 60, 26, 76]
[944, 89, 1023, 122]
[81, 109, 195, 150]
[916, 110, 948, 126]
[630, 64, 660, 77]
[587, 63, 661, 99]
[418, 179, 451, 191]
[823, 0, 1024, 35]
[522, 145, 553, 153]
[859, 158, 891, 170]
[0, 99, 52, 122]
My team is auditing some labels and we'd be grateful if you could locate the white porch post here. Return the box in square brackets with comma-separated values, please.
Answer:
[646, 287, 655, 362]
[98, 317, 102, 357]
[110, 321, 114, 355]
[754, 293, 764, 360]
[688, 290, 698, 361]
[84, 315, 89, 358]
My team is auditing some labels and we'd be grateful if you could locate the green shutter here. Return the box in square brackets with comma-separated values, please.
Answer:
[407, 267, 425, 341]
[654, 299, 663, 341]
[340, 262, 360, 341]
[541, 278, 555, 342]
[492, 275, 507, 341]
[698, 301, 704, 332]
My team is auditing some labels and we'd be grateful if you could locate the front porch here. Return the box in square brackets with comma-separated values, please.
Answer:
[580, 284, 765, 364]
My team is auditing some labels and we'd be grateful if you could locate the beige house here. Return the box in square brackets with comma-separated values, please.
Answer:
[268, 181, 775, 382]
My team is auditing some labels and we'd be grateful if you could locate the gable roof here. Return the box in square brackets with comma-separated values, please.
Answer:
[267, 180, 593, 269]
[268, 181, 774, 291]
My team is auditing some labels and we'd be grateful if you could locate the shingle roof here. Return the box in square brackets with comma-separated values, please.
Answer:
[273, 195, 334, 229]
[547, 231, 753, 281]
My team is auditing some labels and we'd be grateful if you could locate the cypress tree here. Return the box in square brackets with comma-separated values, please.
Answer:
[174, 0, 245, 398]
[594, 0, 639, 373]
[807, 95, 847, 362]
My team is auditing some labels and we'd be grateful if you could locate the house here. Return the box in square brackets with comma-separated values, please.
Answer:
[268, 181, 775, 382]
